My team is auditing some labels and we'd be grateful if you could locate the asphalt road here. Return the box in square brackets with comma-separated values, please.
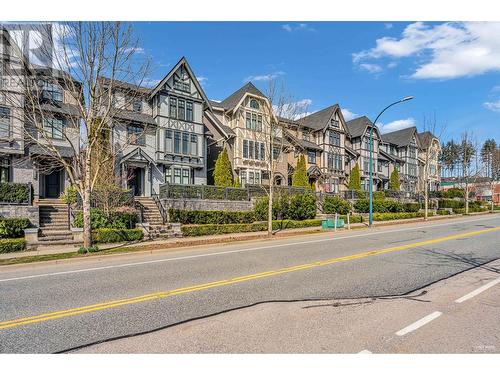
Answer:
[0, 214, 499, 353]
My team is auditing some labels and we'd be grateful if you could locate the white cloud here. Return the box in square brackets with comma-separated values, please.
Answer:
[141, 78, 161, 88]
[274, 98, 312, 120]
[491, 85, 500, 92]
[384, 23, 393, 29]
[122, 47, 145, 54]
[378, 118, 416, 133]
[359, 63, 383, 74]
[353, 22, 500, 80]
[341, 108, 359, 121]
[387, 61, 398, 69]
[281, 23, 316, 32]
[483, 99, 500, 112]
[244, 71, 285, 82]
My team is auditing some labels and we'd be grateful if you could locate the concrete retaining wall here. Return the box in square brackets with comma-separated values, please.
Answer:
[0, 205, 39, 226]
[162, 198, 254, 212]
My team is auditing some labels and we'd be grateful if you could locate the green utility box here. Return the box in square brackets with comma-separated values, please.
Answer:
[321, 218, 345, 229]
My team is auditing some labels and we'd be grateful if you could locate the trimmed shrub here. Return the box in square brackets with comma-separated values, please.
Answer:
[77, 245, 101, 254]
[404, 203, 421, 212]
[373, 191, 385, 200]
[372, 212, 433, 221]
[73, 208, 138, 229]
[92, 228, 143, 243]
[439, 199, 464, 209]
[389, 169, 400, 190]
[436, 209, 452, 215]
[181, 219, 323, 237]
[437, 188, 465, 199]
[0, 182, 30, 203]
[288, 193, 317, 220]
[323, 196, 351, 215]
[354, 199, 370, 213]
[348, 164, 361, 191]
[292, 155, 309, 188]
[0, 218, 30, 238]
[213, 148, 234, 187]
[0, 238, 26, 253]
[168, 209, 255, 224]
[354, 199, 404, 213]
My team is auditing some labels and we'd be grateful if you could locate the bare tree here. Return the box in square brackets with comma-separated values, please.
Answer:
[420, 113, 445, 220]
[252, 79, 306, 236]
[459, 131, 476, 214]
[4, 22, 150, 248]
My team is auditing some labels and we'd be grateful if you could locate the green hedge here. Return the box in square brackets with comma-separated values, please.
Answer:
[354, 199, 407, 213]
[322, 196, 351, 214]
[0, 218, 30, 238]
[92, 228, 143, 243]
[436, 188, 464, 199]
[372, 212, 432, 221]
[0, 182, 30, 203]
[254, 193, 317, 221]
[73, 208, 138, 229]
[436, 209, 452, 215]
[0, 238, 26, 253]
[169, 209, 255, 224]
[181, 219, 322, 237]
[438, 199, 464, 209]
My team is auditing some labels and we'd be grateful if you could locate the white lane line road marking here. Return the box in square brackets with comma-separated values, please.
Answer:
[396, 311, 442, 336]
[358, 350, 372, 354]
[455, 277, 500, 303]
[0, 215, 498, 283]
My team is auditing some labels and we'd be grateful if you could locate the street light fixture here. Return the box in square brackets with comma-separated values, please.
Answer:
[368, 96, 414, 226]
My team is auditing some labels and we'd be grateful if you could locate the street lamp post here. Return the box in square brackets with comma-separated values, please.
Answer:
[369, 96, 414, 226]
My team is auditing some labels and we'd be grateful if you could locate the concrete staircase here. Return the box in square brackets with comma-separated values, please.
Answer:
[134, 197, 177, 239]
[37, 199, 79, 245]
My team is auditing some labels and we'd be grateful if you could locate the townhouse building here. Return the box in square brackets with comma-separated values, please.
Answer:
[280, 104, 352, 193]
[101, 57, 215, 196]
[345, 116, 382, 191]
[205, 82, 289, 187]
[0, 28, 80, 200]
[416, 131, 441, 192]
[380, 126, 421, 193]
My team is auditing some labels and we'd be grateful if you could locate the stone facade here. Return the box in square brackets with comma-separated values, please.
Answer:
[162, 198, 253, 213]
[0, 205, 39, 226]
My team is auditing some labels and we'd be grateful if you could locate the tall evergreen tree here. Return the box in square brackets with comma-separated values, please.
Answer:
[348, 163, 361, 191]
[389, 168, 400, 190]
[481, 139, 497, 178]
[292, 154, 309, 188]
[213, 148, 234, 187]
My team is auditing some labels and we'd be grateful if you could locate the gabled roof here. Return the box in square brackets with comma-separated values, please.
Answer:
[217, 82, 266, 111]
[300, 104, 340, 131]
[110, 108, 156, 125]
[382, 126, 418, 147]
[379, 149, 404, 163]
[417, 131, 437, 149]
[97, 76, 150, 95]
[345, 146, 359, 157]
[120, 147, 155, 165]
[345, 116, 380, 139]
[283, 129, 322, 152]
[149, 57, 212, 111]
[204, 110, 236, 138]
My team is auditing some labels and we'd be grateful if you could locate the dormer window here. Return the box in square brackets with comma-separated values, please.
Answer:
[42, 81, 63, 102]
[330, 119, 339, 128]
[303, 130, 310, 142]
[250, 99, 259, 109]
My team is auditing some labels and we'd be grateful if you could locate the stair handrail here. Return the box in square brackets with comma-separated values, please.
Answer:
[151, 188, 167, 224]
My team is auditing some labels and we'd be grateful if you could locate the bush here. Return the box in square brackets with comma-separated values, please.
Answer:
[60, 185, 78, 205]
[0, 182, 30, 203]
[169, 209, 255, 224]
[322, 196, 351, 215]
[92, 228, 143, 243]
[439, 199, 464, 209]
[372, 191, 385, 200]
[254, 193, 316, 221]
[404, 203, 421, 212]
[0, 218, 30, 238]
[78, 245, 101, 254]
[436, 209, 451, 215]
[73, 208, 138, 229]
[353, 199, 404, 213]
[0, 238, 26, 253]
[453, 208, 465, 214]
[437, 188, 464, 199]
[288, 193, 317, 220]
[372, 212, 432, 221]
[181, 219, 323, 237]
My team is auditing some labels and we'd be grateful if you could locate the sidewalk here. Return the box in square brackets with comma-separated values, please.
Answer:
[0, 212, 496, 262]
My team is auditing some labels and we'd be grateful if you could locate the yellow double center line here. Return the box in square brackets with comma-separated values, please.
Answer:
[1, 226, 498, 330]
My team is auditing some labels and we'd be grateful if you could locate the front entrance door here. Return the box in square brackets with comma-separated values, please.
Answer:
[45, 170, 61, 198]
[129, 167, 144, 196]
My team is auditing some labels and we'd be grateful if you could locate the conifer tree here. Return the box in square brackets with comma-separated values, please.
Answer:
[348, 163, 361, 191]
[389, 168, 401, 190]
[292, 154, 309, 188]
[213, 148, 234, 187]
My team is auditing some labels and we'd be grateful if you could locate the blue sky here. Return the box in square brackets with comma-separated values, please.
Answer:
[135, 21, 500, 143]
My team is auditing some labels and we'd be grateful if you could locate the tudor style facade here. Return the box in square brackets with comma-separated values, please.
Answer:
[417, 131, 441, 192]
[102, 57, 213, 196]
[0, 28, 81, 200]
